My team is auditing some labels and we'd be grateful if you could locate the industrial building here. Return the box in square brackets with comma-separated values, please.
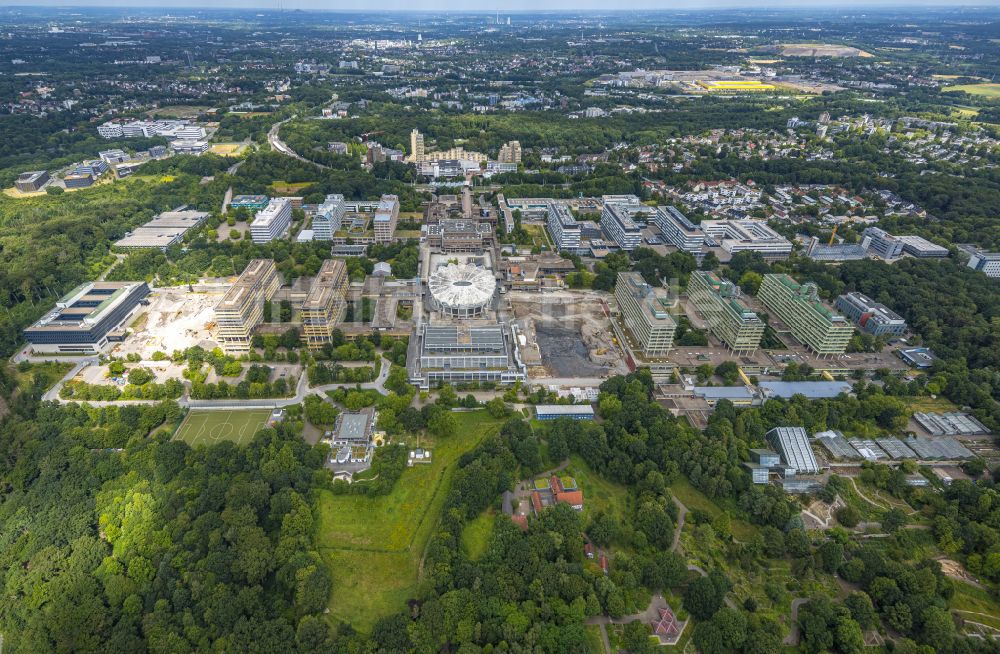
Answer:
[534, 404, 596, 420]
[757, 274, 854, 356]
[600, 204, 642, 251]
[408, 323, 526, 388]
[765, 427, 820, 475]
[834, 292, 907, 337]
[615, 272, 676, 356]
[14, 170, 49, 193]
[688, 270, 764, 355]
[700, 219, 792, 259]
[547, 202, 582, 252]
[214, 259, 280, 354]
[24, 281, 150, 355]
[250, 198, 293, 244]
[301, 259, 349, 350]
[114, 209, 209, 250]
[654, 205, 705, 259]
[966, 248, 1000, 278]
[312, 194, 347, 241]
[372, 195, 400, 243]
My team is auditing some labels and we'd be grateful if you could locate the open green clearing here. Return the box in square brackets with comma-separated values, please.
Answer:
[173, 409, 270, 446]
[11, 361, 73, 393]
[565, 454, 630, 525]
[669, 476, 757, 541]
[314, 410, 505, 631]
[460, 511, 495, 561]
[950, 582, 1000, 631]
[905, 396, 960, 413]
[584, 624, 605, 654]
[943, 83, 1000, 98]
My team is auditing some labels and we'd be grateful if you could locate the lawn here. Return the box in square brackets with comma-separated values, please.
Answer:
[669, 477, 757, 541]
[584, 624, 605, 654]
[314, 410, 505, 630]
[565, 454, 630, 524]
[11, 361, 73, 393]
[943, 83, 1000, 99]
[173, 409, 271, 446]
[906, 396, 960, 413]
[461, 510, 495, 560]
[950, 582, 1000, 631]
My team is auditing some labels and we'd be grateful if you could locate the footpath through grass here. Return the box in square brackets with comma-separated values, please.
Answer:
[669, 476, 758, 541]
[315, 410, 505, 631]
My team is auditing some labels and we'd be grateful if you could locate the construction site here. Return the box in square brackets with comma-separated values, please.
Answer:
[504, 290, 628, 380]
[114, 284, 226, 358]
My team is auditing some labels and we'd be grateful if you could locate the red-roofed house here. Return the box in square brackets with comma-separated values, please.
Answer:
[555, 490, 584, 510]
[651, 606, 683, 645]
[511, 514, 529, 531]
[530, 491, 543, 516]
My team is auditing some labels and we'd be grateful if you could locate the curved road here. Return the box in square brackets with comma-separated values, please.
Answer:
[267, 117, 329, 170]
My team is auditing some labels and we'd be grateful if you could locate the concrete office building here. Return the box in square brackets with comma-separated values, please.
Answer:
[373, 194, 399, 243]
[14, 170, 49, 193]
[546, 202, 581, 251]
[615, 272, 676, 356]
[601, 203, 642, 251]
[758, 274, 854, 356]
[700, 220, 792, 259]
[24, 281, 150, 354]
[655, 205, 705, 258]
[250, 198, 292, 244]
[410, 129, 425, 160]
[408, 323, 527, 388]
[967, 248, 1000, 278]
[834, 292, 907, 337]
[688, 270, 764, 355]
[426, 220, 493, 253]
[312, 194, 346, 241]
[301, 259, 349, 350]
[214, 259, 280, 354]
[861, 227, 904, 260]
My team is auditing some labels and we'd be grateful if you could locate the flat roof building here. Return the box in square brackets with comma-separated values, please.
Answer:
[535, 404, 596, 420]
[765, 426, 820, 475]
[547, 202, 581, 252]
[24, 281, 150, 354]
[14, 170, 49, 193]
[373, 194, 399, 243]
[301, 259, 348, 350]
[114, 209, 209, 251]
[834, 292, 906, 337]
[861, 227, 904, 260]
[898, 347, 937, 369]
[966, 248, 1000, 278]
[688, 270, 764, 355]
[330, 408, 375, 445]
[408, 323, 526, 389]
[214, 259, 280, 354]
[250, 197, 292, 244]
[898, 235, 949, 258]
[700, 219, 792, 260]
[312, 194, 346, 241]
[601, 204, 642, 251]
[655, 205, 705, 258]
[615, 272, 676, 356]
[757, 274, 854, 356]
[229, 194, 270, 210]
[759, 381, 853, 400]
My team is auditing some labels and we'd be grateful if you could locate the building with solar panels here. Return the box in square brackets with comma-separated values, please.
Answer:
[408, 323, 526, 388]
[765, 427, 820, 474]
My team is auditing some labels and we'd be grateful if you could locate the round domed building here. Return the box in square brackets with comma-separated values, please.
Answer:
[428, 262, 496, 318]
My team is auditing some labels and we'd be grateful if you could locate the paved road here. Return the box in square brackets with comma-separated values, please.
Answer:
[671, 496, 688, 553]
[784, 598, 810, 646]
[267, 118, 329, 170]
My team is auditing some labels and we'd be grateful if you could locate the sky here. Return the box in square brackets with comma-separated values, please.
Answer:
[3, 0, 998, 9]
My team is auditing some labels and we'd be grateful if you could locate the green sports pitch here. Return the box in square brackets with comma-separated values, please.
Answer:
[174, 409, 271, 447]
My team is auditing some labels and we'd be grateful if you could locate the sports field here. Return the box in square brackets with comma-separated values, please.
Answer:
[174, 409, 271, 446]
[943, 83, 1000, 99]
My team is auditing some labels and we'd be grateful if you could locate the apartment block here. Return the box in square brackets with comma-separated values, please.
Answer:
[498, 140, 522, 164]
[214, 259, 280, 354]
[601, 203, 642, 251]
[834, 292, 907, 337]
[615, 272, 676, 356]
[373, 194, 400, 243]
[250, 198, 292, 244]
[302, 259, 349, 350]
[688, 270, 764, 355]
[758, 274, 854, 356]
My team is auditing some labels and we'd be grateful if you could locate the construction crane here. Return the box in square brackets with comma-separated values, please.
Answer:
[828, 224, 839, 246]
